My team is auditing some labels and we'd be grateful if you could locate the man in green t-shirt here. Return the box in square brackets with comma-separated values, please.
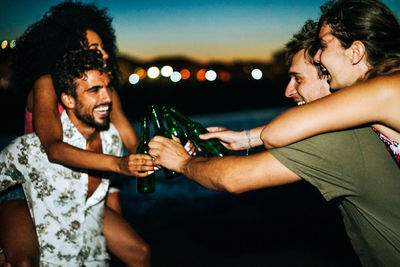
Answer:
[147, 21, 400, 266]
[269, 128, 400, 266]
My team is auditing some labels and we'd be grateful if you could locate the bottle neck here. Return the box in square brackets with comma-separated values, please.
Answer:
[170, 107, 191, 125]
[149, 106, 163, 130]
[164, 112, 179, 128]
[139, 117, 150, 144]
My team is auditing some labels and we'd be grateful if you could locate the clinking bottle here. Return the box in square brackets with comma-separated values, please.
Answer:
[169, 106, 228, 157]
[136, 116, 155, 193]
[161, 105, 187, 145]
[147, 104, 178, 179]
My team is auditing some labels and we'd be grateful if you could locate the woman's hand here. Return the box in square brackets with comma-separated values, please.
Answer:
[117, 154, 154, 177]
[183, 139, 197, 156]
[199, 127, 244, 150]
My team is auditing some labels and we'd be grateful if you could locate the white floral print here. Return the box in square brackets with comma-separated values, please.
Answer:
[0, 111, 123, 266]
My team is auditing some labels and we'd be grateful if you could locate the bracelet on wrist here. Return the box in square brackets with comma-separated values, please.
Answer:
[245, 130, 252, 155]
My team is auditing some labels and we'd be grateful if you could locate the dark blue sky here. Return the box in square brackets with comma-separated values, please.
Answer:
[1, 0, 399, 63]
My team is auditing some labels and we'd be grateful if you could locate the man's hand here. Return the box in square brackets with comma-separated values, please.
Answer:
[199, 127, 249, 151]
[117, 154, 154, 177]
[149, 136, 191, 173]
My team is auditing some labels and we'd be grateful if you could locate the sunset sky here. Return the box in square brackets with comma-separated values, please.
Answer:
[1, 0, 399, 63]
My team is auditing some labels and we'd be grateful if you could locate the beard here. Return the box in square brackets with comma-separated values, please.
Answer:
[74, 101, 112, 131]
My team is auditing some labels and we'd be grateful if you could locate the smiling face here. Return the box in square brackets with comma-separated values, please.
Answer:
[313, 24, 370, 90]
[72, 70, 113, 131]
[285, 49, 330, 105]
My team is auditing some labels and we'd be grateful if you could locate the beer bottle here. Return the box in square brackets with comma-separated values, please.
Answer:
[147, 104, 178, 179]
[136, 116, 155, 193]
[161, 106, 187, 145]
[169, 106, 228, 157]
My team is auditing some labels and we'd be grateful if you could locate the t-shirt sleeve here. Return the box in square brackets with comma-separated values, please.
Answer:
[269, 128, 370, 201]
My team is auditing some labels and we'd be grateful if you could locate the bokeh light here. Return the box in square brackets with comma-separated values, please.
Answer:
[218, 71, 231, 81]
[129, 74, 140, 85]
[205, 70, 217, 81]
[10, 40, 16, 48]
[251, 68, 263, 80]
[196, 69, 206, 82]
[180, 69, 191, 80]
[170, 71, 181, 82]
[1, 40, 7, 49]
[135, 67, 147, 79]
[147, 66, 160, 79]
[161, 65, 173, 77]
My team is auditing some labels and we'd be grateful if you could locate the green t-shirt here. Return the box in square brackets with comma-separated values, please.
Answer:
[270, 127, 400, 267]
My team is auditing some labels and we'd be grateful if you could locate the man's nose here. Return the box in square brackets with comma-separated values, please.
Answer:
[100, 88, 112, 102]
[285, 80, 297, 99]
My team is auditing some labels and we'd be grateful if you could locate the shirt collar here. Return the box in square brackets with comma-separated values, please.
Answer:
[60, 111, 118, 153]
[61, 111, 86, 149]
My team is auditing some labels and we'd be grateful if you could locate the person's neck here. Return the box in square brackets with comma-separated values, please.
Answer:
[355, 57, 372, 83]
[341, 60, 371, 88]
[66, 110, 98, 141]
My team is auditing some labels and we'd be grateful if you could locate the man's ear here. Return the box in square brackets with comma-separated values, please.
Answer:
[61, 93, 75, 109]
[348, 40, 366, 65]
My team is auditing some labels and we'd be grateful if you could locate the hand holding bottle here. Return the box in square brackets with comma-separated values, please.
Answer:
[149, 135, 191, 173]
[161, 105, 197, 156]
[169, 106, 228, 157]
[148, 104, 180, 178]
[117, 154, 154, 177]
[184, 139, 197, 156]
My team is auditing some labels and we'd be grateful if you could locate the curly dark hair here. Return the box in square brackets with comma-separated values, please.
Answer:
[10, 0, 120, 101]
[52, 49, 109, 100]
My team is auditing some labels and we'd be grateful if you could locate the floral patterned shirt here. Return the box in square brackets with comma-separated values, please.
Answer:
[373, 128, 400, 167]
[0, 111, 123, 266]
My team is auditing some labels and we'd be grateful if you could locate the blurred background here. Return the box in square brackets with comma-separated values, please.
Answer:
[1, 0, 400, 266]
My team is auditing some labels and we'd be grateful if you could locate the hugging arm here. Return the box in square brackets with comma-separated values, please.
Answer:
[31, 75, 153, 176]
[261, 74, 400, 149]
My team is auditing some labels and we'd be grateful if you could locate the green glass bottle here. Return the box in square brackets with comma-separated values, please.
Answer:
[136, 116, 155, 193]
[169, 106, 228, 157]
[147, 104, 178, 179]
[161, 106, 187, 145]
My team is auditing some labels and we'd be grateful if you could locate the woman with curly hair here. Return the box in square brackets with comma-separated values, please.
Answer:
[0, 1, 152, 266]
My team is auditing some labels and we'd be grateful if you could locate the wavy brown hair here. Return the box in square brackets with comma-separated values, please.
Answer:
[318, 0, 400, 80]
[285, 20, 323, 77]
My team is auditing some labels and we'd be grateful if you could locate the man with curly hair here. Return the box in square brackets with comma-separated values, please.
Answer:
[1, 1, 152, 266]
[0, 49, 154, 266]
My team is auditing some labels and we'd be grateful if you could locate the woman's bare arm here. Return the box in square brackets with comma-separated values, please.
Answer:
[199, 126, 265, 151]
[31, 75, 152, 176]
[261, 73, 400, 149]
